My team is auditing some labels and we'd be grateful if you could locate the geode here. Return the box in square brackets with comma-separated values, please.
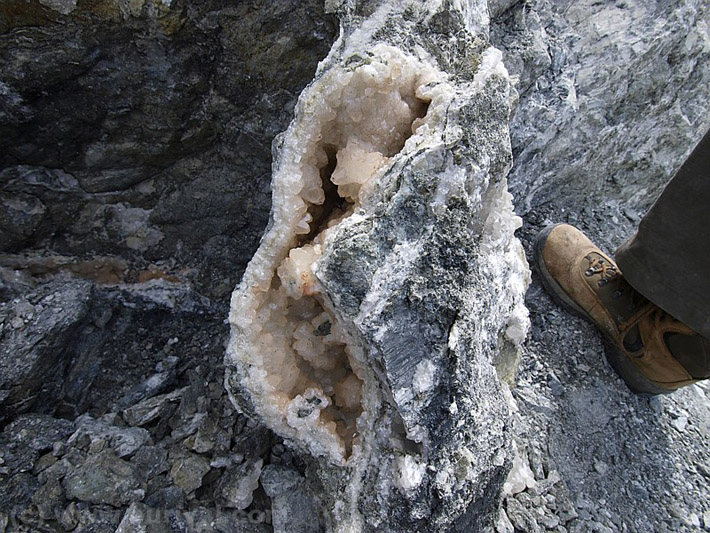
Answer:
[225, 0, 530, 530]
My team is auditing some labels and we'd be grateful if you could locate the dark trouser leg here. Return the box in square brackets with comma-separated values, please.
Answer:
[615, 128, 710, 341]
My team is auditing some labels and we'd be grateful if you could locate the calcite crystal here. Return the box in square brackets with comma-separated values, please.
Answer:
[226, 0, 530, 530]
[229, 44, 438, 465]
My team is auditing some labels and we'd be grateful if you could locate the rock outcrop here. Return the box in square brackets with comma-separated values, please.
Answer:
[0, 0, 337, 300]
[225, 1, 529, 530]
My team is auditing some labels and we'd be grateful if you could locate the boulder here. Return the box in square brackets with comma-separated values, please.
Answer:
[225, 0, 530, 529]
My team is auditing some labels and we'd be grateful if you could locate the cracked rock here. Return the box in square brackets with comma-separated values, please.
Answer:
[226, 0, 530, 530]
[68, 414, 151, 459]
[261, 464, 324, 533]
[168, 451, 211, 494]
[62, 449, 146, 507]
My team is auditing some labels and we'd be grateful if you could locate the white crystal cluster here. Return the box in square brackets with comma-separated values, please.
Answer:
[227, 44, 444, 465]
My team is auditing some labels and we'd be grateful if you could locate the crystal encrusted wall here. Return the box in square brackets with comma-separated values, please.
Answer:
[228, 45, 441, 464]
[226, 2, 530, 530]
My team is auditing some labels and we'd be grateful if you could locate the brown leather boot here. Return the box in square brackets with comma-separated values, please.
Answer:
[534, 223, 709, 394]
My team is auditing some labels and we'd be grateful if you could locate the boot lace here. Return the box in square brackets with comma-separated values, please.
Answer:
[584, 255, 619, 287]
[584, 254, 647, 310]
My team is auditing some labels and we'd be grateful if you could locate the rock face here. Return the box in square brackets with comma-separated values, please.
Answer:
[494, 0, 710, 234]
[0, 0, 337, 300]
[225, 1, 530, 530]
[490, 1, 710, 531]
[0, 278, 91, 419]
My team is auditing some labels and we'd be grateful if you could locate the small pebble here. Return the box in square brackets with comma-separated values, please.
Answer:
[648, 396, 663, 414]
[593, 460, 608, 475]
[671, 416, 688, 432]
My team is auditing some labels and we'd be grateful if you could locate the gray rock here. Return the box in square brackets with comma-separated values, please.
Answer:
[231, 417, 274, 460]
[32, 452, 58, 476]
[31, 477, 64, 520]
[36, 455, 70, 485]
[70, 504, 123, 533]
[68, 414, 151, 458]
[130, 446, 169, 481]
[116, 502, 174, 533]
[506, 496, 542, 533]
[58, 502, 80, 532]
[547, 372, 566, 397]
[121, 388, 185, 427]
[3, 414, 73, 453]
[261, 464, 324, 533]
[0, 472, 37, 513]
[496, 507, 515, 533]
[0, 278, 91, 420]
[62, 449, 146, 507]
[183, 415, 218, 454]
[113, 370, 177, 412]
[1, 450, 25, 477]
[488, 0, 522, 18]
[168, 452, 210, 494]
[216, 459, 263, 510]
[169, 412, 209, 442]
[0, 191, 46, 250]
[59, 282, 222, 419]
[143, 485, 186, 510]
[0, 414, 73, 477]
[492, 0, 710, 226]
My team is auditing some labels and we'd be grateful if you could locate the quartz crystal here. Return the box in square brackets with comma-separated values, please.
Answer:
[225, 1, 530, 530]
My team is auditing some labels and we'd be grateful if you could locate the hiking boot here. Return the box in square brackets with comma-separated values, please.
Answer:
[534, 223, 709, 395]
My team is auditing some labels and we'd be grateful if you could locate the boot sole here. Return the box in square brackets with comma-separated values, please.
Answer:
[534, 224, 672, 396]
[602, 341, 673, 396]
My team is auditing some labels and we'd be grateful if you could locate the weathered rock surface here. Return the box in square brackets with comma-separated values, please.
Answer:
[0, 278, 91, 420]
[62, 449, 146, 507]
[0, 0, 337, 300]
[490, 1, 710, 531]
[261, 464, 324, 533]
[225, 1, 529, 530]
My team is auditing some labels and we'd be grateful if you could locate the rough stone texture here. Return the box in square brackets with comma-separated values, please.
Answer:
[62, 449, 146, 507]
[67, 414, 151, 458]
[0, 278, 91, 420]
[0, 0, 709, 532]
[495, 0, 710, 232]
[0, 0, 337, 300]
[226, 1, 530, 531]
[261, 464, 324, 533]
[491, 0, 710, 532]
[0, 275, 224, 423]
